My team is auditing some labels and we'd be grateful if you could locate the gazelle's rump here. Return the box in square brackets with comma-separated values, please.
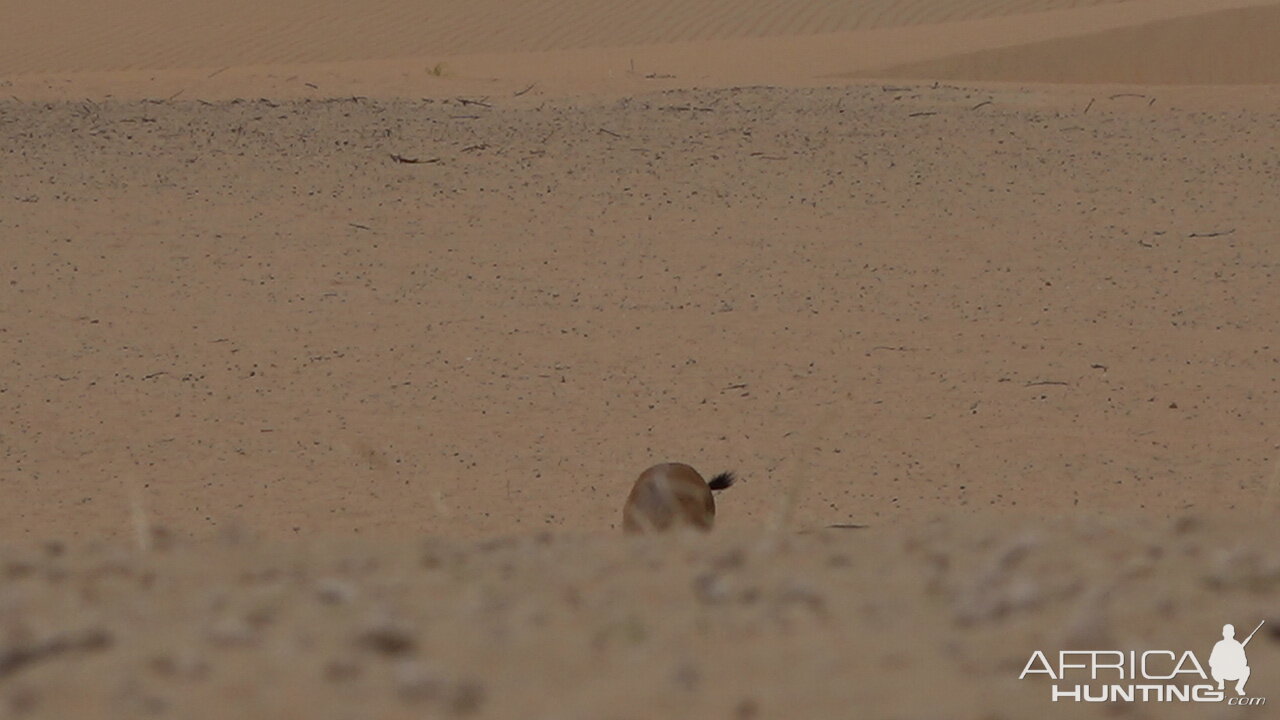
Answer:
[622, 463, 735, 534]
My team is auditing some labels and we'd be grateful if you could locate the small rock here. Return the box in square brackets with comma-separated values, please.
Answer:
[3, 561, 36, 580]
[0, 628, 113, 679]
[315, 578, 357, 605]
[395, 659, 446, 702]
[148, 526, 175, 552]
[776, 580, 827, 617]
[206, 617, 257, 647]
[149, 651, 209, 680]
[1059, 590, 1114, 649]
[711, 548, 746, 570]
[1204, 548, 1280, 592]
[356, 620, 416, 656]
[5, 684, 39, 716]
[672, 661, 700, 691]
[449, 679, 486, 716]
[322, 657, 363, 683]
[693, 572, 730, 604]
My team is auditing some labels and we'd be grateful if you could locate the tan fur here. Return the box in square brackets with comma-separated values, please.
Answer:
[622, 463, 718, 534]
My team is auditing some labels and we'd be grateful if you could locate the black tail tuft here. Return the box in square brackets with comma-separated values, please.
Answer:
[708, 471, 736, 491]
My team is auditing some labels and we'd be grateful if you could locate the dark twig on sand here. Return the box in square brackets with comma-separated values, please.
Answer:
[1188, 229, 1235, 238]
[598, 127, 624, 138]
[1083, 98, 1095, 114]
[1025, 380, 1070, 387]
[513, 83, 536, 97]
[908, 111, 937, 118]
[389, 154, 439, 164]
[970, 100, 993, 110]
[456, 97, 492, 108]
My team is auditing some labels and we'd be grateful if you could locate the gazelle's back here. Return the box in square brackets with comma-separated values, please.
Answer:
[622, 462, 723, 533]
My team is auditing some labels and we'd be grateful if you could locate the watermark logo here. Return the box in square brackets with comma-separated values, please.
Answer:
[1020, 620, 1267, 706]
[1211, 623, 1255, 698]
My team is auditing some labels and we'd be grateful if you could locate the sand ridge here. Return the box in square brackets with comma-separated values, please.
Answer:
[867, 1, 1280, 84]
[3, 517, 1279, 719]
[5, 0, 1280, 101]
[3, 0, 1134, 74]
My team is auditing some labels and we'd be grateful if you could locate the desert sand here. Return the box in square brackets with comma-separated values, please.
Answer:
[2, 0, 1279, 718]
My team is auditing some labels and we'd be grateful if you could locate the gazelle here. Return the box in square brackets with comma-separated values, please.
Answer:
[622, 463, 736, 533]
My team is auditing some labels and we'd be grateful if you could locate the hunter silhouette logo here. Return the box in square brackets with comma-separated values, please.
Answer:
[1019, 620, 1267, 705]
[1210, 621, 1263, 697]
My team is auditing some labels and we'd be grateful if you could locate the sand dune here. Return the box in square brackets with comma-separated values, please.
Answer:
[3, 0, 1130, 74]
[7, 0, 1280, 99]
[870, 1, 1280, 84]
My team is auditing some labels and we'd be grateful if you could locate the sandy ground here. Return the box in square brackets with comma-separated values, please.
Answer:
[2, 519, 1278, 719]
[2, 0, 1280, 717]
